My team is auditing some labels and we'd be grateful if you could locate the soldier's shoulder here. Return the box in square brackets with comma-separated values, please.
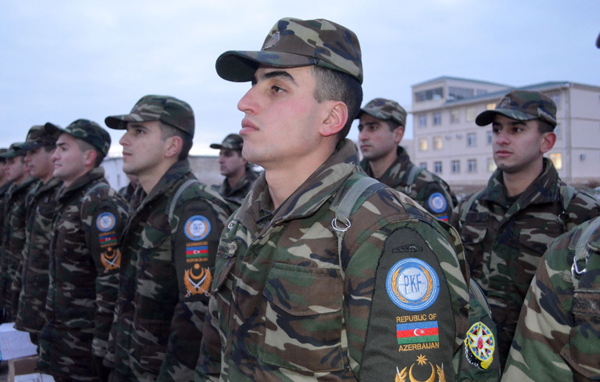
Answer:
[171, 178, 231, 217]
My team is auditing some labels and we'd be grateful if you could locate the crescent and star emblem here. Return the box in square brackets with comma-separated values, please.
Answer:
[184, 263, 211, 297]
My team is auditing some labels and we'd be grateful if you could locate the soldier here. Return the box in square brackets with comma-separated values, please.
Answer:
[358, 98, 456, 221]
[195, 17, 485, 382]
[210, 133, 259, 209]
[104, 95, 230, 381]
[0, 142, 39, 322]
[37, 120, 128, 382]
[117, 174, 139, 205]
[451, 90, 600, 367]
[14, 125, 62, 347]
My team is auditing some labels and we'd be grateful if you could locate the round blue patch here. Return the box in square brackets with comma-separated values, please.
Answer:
[428, 192, 447, 213]
[184, 216, 211, 241]
[386, 258, 440, 311]
[96, 212, 116, 232]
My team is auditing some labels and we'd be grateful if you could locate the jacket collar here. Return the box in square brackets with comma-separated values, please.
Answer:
[360, 146, 411, 188]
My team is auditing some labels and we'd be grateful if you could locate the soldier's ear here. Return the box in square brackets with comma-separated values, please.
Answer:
[540, 131, 556, 154]
[393, 125, 405, 144]
[83, 149, 97, 167]
[319, 101, 347, 137]
[164, 135, 183, 159]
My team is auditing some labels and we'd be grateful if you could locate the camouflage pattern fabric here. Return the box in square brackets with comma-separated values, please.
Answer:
[451, 158, 600, 368]
[38, 167, 128, 382]
[117, 182, 138, 207]
[196, 139, 472, 381]
[475, 90, 557, 128]
[216, 169, 259, 210]
[503, 217, 600, 381]
[210, 134, 244, 151]
[108, 159, 230, 381]
[48, 119, 111, 157]
[14, 177, 62, 334]
[360, 146, 456, 222]
[359, 97, 407, 127]
[1, 176, 39, 321]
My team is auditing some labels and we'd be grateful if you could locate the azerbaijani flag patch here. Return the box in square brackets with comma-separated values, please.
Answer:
[99, 234, 117, 247]
[186, 243, 208, 260]
[397, 321, 439, 345]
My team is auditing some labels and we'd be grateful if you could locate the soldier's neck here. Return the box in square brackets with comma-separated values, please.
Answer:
[138, 158, 178, 195]
[226, 169, 245, 189]
[368, 149, 398, 179]
[502, 161, 544, 197]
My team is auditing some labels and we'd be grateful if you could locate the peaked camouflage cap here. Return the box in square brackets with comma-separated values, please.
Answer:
[21, 124, 62, 151]
[210, 133, 243, 151]
[216, 17, 363, 84]
[358, 98, 407, 127]
[596, 31, 600, 48]
[476, 90, 557, 128]
[46, 119, 111, 156]
[105, 95, 195, 137]
[0, 142, 26, 159]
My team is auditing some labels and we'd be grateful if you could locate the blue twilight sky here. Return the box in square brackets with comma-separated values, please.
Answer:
[1, 0, 599, 156]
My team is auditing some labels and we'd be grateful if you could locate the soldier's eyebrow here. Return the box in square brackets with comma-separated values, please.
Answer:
[56, 142, 68, 148]
[127, 123, 149, 130]
[257, 70, 298, 86]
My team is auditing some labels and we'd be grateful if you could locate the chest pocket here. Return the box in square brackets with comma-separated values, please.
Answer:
[461, 212, 488, 279]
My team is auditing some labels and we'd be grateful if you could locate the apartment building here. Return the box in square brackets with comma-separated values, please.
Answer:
[411, 76, 600, 187]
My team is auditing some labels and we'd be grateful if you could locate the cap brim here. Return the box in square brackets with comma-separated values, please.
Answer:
[475, 109, 538, 126]
[45, 122, 67, 136]
[210, 144, 223, 149]
[216, 50, 318, 82]
[105, 115, 142, 130]
[21, 141, 45, 151]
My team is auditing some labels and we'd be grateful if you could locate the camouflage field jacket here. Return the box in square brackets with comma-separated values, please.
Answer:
[14, 177, 62, 334]
[503, 217, 600, 382]
[217, 169, 259, 210]
[109, 160, 230, 382]
[38, 167, 128, 381]
[360, 146, 455, 222]
[452, 158, 600, 366]
[196, 140, 472, 382]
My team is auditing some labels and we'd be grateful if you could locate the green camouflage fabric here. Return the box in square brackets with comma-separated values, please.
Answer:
[359, 98, 407, 127]
[118, 182, 138, 207]
[451, 158, 600, 368]
[216, 17, 363, 84]
[0, 176, 39, 321]
[215, 169, 259, 210]
[48, 119, 111, 156]
[105, 95, 195, 137]
[14, 177, 63, 334]
[108, 159, 231, 382]
[476, 90, 557, 128]
[21, 124, 61, 151]
[196, 139, 472, 381]
[0, 142, 26, 159]
[210, 134, 244, 151]
[361, 146, 456, 222]
[503, 217, 600, 381]
[38, 167, 128, 381]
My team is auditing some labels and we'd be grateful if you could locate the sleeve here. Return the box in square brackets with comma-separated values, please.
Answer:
[83, 191, 128, 358]
[419, 182, 454, 223]
[566, 191, 600, 231]
[157, 198, 226, 381]
[195, 296, 222, 381]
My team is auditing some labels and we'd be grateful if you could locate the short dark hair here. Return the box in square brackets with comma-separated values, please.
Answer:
[537, 119, 555, 134]
[385, 119, 402, 132]
[76, 139, 105, 168]
[311, 66, 363, 141]
[43, 145, 55, 153]
[158, 122, 193, 160]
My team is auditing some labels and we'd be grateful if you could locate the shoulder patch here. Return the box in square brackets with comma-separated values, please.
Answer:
[184, 215, 211, 241]
[386, 258, 440, 311]
[464, 321, 495, 370]
[184, 263, 212, 298]
[96, 212, 116, 232]
[427, 192, 447, 214]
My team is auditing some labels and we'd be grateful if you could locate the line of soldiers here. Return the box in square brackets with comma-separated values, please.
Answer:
[1, 16, 599, 382]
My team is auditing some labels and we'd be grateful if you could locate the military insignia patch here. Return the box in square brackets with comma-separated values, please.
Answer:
[184, 263, 211, 297]
[264, 31, 280, 49]
[184, 215, 211, 241]
[99, 233, 117, 248]
[427, 193, 447, 214]
[395, 354, 446, 382]
[386, 258, 440, 311]
[96, 212, 116, 232]
[464, 322, 495, 370]
[100, 247, 121, 272]
[397, 321, 439, 346]
[186, 242, 209, 262]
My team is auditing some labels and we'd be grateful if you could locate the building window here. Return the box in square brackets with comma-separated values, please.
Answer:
[466, 107, 477, 122]
[433, 136, 443, 150]
[550, 93, 561, 110]
[451, 160, 460, 174]
[433, 112, 442, 125]
[419, 162, 427, 170]
[467, 133, 477, 147]
[434, 161, 442, 174]
[486, 103, 496, 110]
[555, 124, 562, 140]
[549, 153, 563, 170]
[468, 159, 477, 173]
[487, 131, 493, 145]
[418, 114, 427, 128]
[487, 157, 497, 172]
[419, 138, 428, 151]
[415, 87, 443, 102]
[450, 110, 460, 124]
[476, 89, 487, 96]
[448, 87, 474, 101]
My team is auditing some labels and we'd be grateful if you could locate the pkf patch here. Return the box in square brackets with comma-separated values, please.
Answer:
[184, 216, 211, 241]
[395, 354, 445, 382]
[96, 212, 116, 232]
[100, 247, 121, 272]
[386, 258, 439, 311]
[427, 193, 447, 214]
[185, 263, 211, 297]
[464, 322, 495, 370]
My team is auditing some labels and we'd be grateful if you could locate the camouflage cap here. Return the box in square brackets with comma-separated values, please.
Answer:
[216, 17, 363, 84]
[210, 134, 243, 151]
[357, 98, 407, 127]
[0, 148, 6, 161]
[0, 143, 26, 159]
[21, 124, 62, 151]
[105, 95, 195, 137]
[475, 90, 557, 128]
[596, 31, 600, 48]
[47, 119, 111, 156]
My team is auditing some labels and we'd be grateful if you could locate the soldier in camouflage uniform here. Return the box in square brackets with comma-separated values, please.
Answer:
[210, 133, 259, 209]
[451, 90, 600, 368]
[0, 142, 39, 322]
[358, 98, 456, 221]
[38, 120, 128, 382]
[195, 17, 499, 382]
[14, 124, 62, 346]
[105, 95, 231, 381]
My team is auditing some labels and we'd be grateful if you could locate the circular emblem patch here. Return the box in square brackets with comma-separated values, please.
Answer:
[386, 258, 440, 311]
[184, 216, 211, 241]
[464, 321, 495, 370]
[427, 192, 447, 213]
[96, 212, 116, 232]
